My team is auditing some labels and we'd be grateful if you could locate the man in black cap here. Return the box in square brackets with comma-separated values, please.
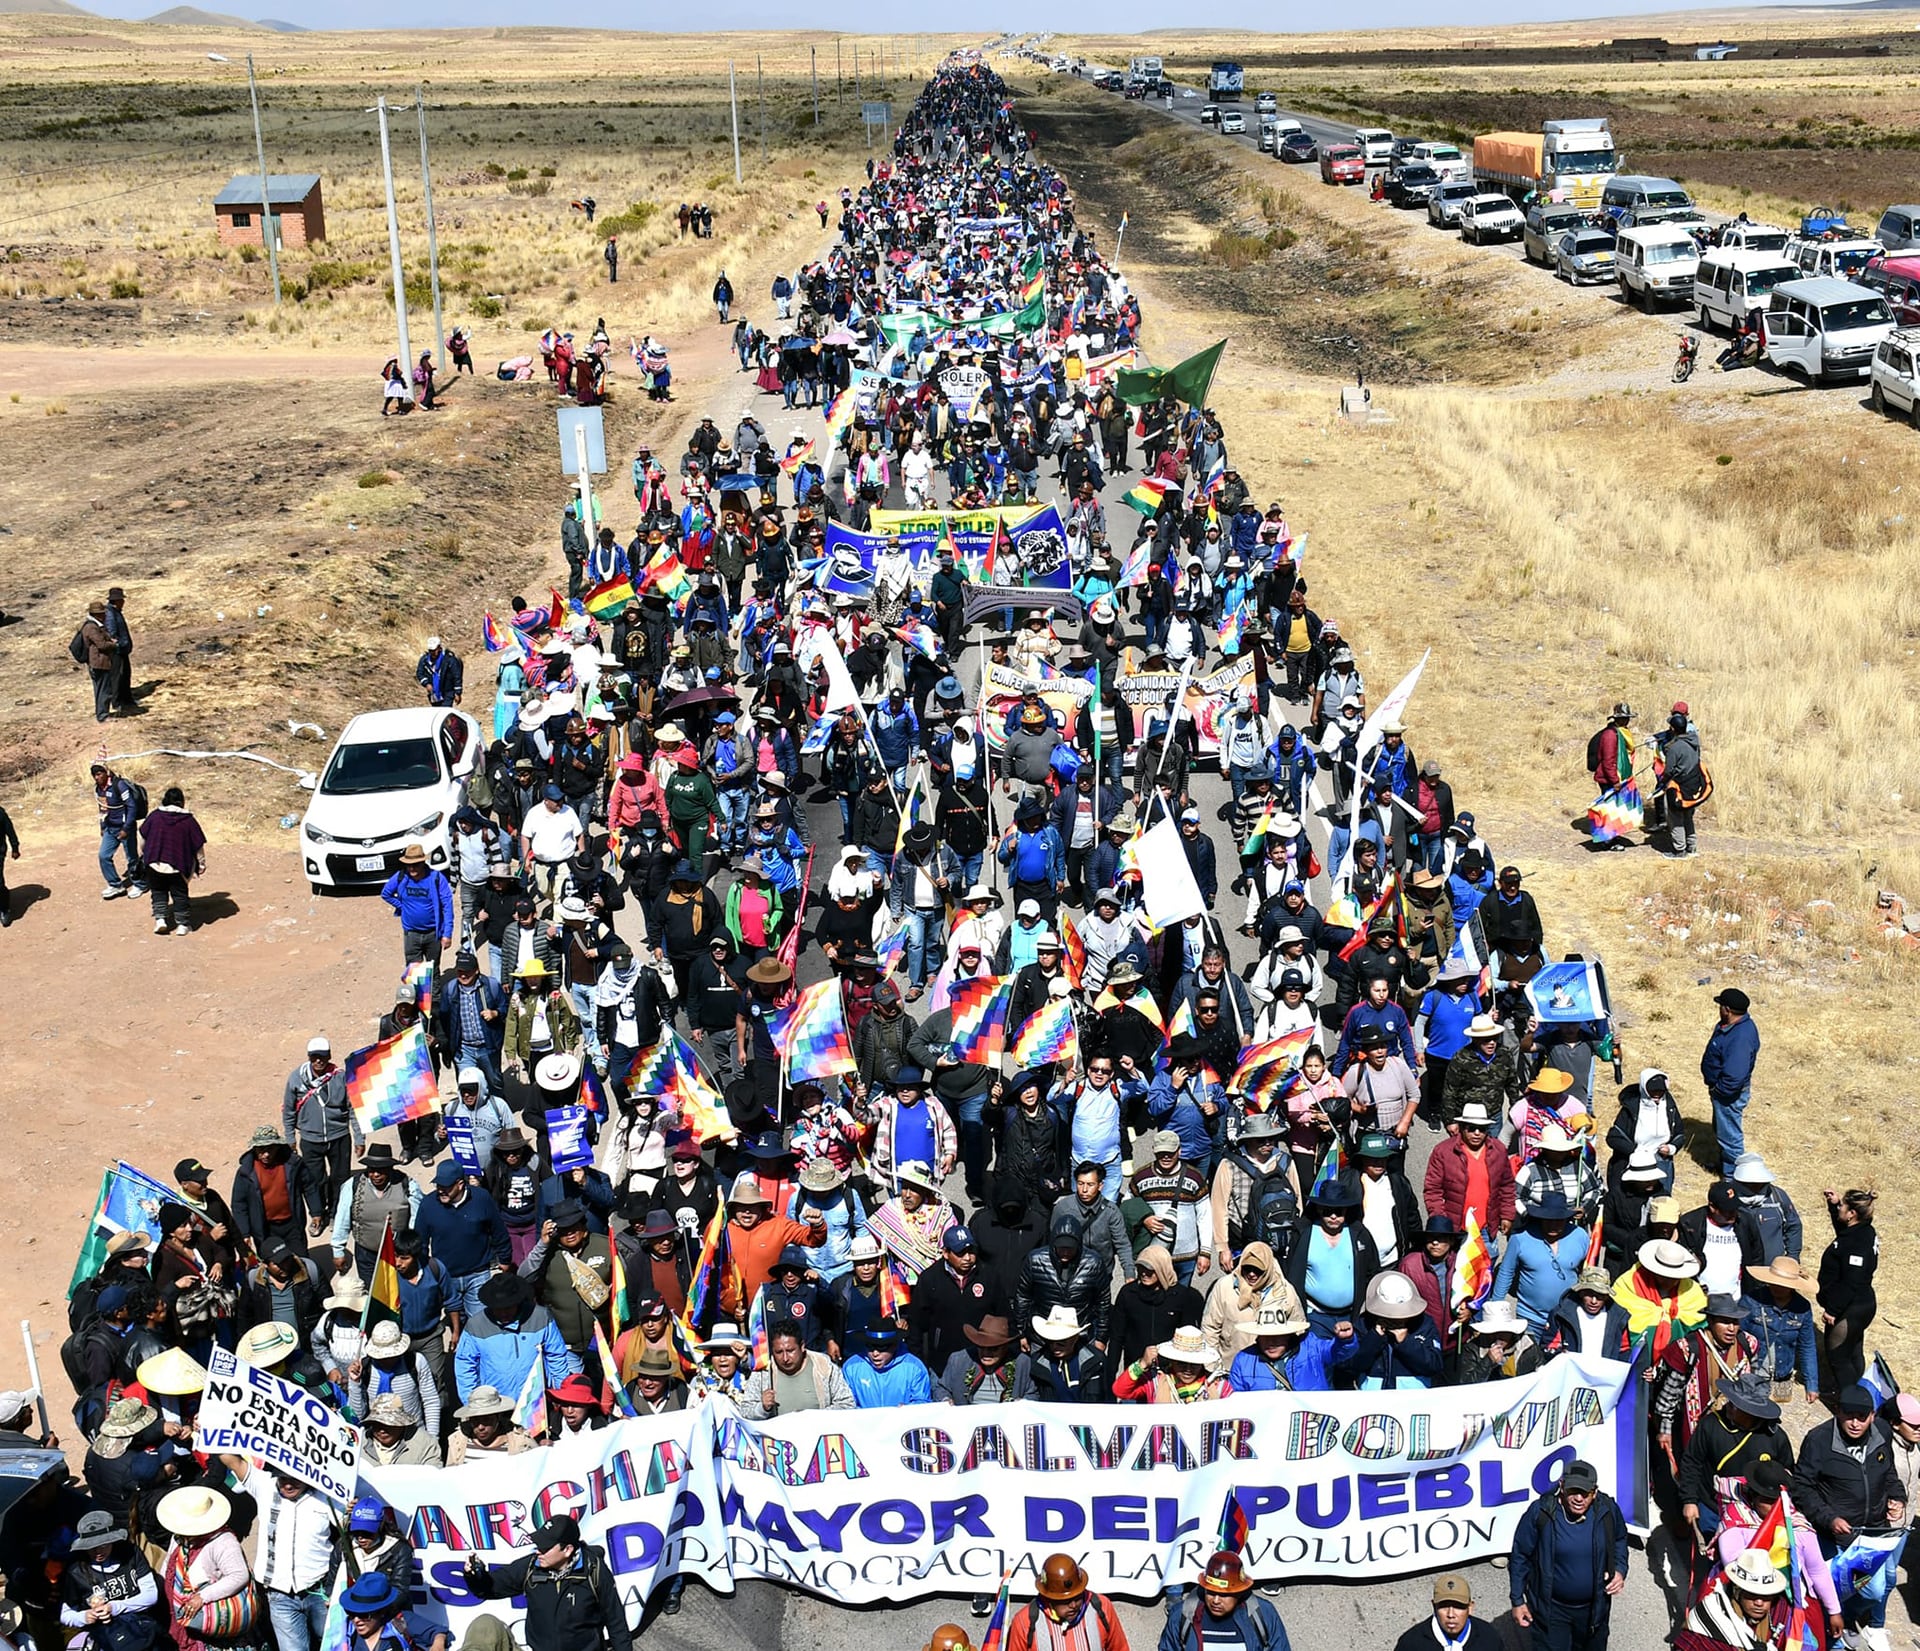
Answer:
[465, 1512, 632, 1651]
[1508, 1460, 1629, 1651]
[1794, 1383, 1907, 1651]
[434, 949, 506, 1098]
[521, 1199, 613, 1360]
[1700, 986, 1760, 1175]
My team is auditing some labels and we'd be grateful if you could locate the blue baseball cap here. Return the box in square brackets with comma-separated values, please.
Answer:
[543, 784, 564, 800]
[433, 1160, 464, 1188]
[942, 1226, 977, 1254]
[349, 1495, 387, 1534]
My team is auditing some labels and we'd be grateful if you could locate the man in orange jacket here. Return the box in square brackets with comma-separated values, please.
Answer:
[719, 1179, 826, 1322]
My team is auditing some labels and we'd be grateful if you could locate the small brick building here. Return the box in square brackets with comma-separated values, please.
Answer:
[212, 173, 325, 248]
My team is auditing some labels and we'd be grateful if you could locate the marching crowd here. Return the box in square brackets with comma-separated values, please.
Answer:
[17, 58, 1910, 1651]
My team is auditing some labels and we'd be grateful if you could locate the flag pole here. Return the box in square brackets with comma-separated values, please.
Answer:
[20, 1321, 48, 1443]
[358, 1217, 393, 1333]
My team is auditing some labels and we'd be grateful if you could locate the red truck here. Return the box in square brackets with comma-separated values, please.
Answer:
[1319, 143, 1363, 185]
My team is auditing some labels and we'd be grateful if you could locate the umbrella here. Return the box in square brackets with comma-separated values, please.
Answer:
[823, 328, 859, 347]
[660, 685, 740, 714]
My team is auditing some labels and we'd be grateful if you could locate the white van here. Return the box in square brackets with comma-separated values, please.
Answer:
[1763, 277, 1896, 382]
[1869, 327, 1920, 420]
[1715, 221, 1789, 255]
[1408, 141, 1471, 185]
[1352, 127, 1395, 167]
[1616, 224, 1700, 307]
[1694, 251, 1799, 331]
[1787, 237, 1882, 282]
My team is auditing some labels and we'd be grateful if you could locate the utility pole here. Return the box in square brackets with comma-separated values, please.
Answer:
[728, 61, 742, 186]
[854, 44, 860, 100]
[757, 53, 765, 169]
[414, 86, 445, 371]
[244, 54, 281, 305]
[811, 45, 819, 127]
[836, 36, 842, 101]
[374, 96, 411, 397]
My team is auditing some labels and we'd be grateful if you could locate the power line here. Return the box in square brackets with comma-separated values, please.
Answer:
[0, 182, 153, 231]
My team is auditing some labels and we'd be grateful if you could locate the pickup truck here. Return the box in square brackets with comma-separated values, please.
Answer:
[1459, 193, 1525, 245]
[1320, 143, 1364, 185]
[1788, 237, 1883, 282]
[1523, 201, 1589, 266]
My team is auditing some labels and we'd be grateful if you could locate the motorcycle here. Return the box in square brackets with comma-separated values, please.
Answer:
[1672, 332, 1699, 383]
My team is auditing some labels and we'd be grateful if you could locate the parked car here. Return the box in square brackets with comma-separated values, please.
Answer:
[1408, 141, 1472, 186]
[1427, 180, 1476, 228]
[1459, 193, 1525, 245]
[1200, 103, 1220, 126]
[1861, 252, 1920, 325]
[1762, 276, 1895, 382]
[1694, 251, 1800, 331]
[1787, 237, 1883, 282]
[1278, 130, 1317, 164]
[1616, 224, 1701, 307]
[1257, 122, 1278, 154]
[1868, 327, 1920, 420]
[1220, 110, 1246, 134]
[1875, 205, 1920, 252]
[1353, 127, 1395, 168]
[1554, 227, 1618, 284]
[1713, 220, 1790, 254]
[1600, 175, 1694, 231]
[1523, 201, 1589, 266]
[301, 707, 482, 892]
[1384, 164, 1441, 208]
[1255, 91, 1278, 113]
[1320, 143, 1364, 185]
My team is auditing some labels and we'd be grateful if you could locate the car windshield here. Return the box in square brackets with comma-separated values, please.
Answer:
[1824, 298, 1892, 330]
[1643, 242, 1694, 264]
[1474, 198, 1512, 213]
[1741, 231, 1788, 251]
[1571, 233, 1614, 254]
[1442, 184, 1474, 201]
[1426, 146, 1462, 161]
[1398, 167, 1438, 185]
[1645, 188, 1690, 208]
[1835, 249, 1874, 277]
[321, 737, 441, 795]
[1328, 146, 1359, 160]
[1742, 265, 1795, 295]
[1554, 151, 1617, 174]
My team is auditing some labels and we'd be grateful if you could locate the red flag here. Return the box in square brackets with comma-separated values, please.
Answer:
[547, 588, 565, 629]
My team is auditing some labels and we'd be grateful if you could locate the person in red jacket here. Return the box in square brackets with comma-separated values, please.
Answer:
[1006, 1554, 1132, 1651]
[1424, 1101, 1516, 1238]
[1398, 1213, 1467, 1342]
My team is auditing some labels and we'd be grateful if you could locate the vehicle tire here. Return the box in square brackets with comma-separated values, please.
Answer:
[1871, 381, 1885, 413]
[1697, 304, 1713, 333]
[1909, 394, 1920, 431]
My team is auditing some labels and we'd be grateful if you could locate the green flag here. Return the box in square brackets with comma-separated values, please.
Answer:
[1014, 292, 1047, 334]
[1020, 246, 1044, 282]
[1116, 338, 1228, 407]
[68, 1169, 113, 1299]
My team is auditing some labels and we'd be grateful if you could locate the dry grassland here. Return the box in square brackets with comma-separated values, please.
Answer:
[1021, 70, 1920, 1365]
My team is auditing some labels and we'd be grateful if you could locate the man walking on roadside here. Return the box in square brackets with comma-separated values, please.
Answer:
[382, 842, 454, 968]
[92, 762, 144, 901]
[1508, 1460, 1629, 1651]
[283, 1035, 360, 1214]
[1700, 987, 1759, 1175]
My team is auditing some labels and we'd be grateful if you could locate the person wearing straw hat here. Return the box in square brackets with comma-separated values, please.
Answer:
[361, 1393, 442, 1469]
[444, 1385, 534, 1465]
[154, 1486, 250, 1651]
[1227, 1298, 1348, 1394]
[1459, 1297, 1540, 1384]
[82, 1399, 170, 1525]
[687, 1323, 751, 1406]
[1544, 1265, 1633, 1365]
[1725, 1153, 1802, 1267]
[1441, 1010, 1517, 1133]
[61, 1509, 161, 1651]
[716, 1176, 827, 1322]
[346, 1320, 440, 1440]
[1158, 1552, 1290, 1651]
[135, 1347, 208, 1434]
[1710, 1459, 1846, 1644]
[787, 1155, 868, 1284]
[1110, 1325, 1230, 1404]
[311, 1275, 369, 1394]
[1745, 1255, 1820, 1405]
[1513, 1111, 1602, 1229]
[1683, 1547, 1790, 1651]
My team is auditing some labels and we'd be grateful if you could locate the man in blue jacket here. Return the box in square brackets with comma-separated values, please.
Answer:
[1700, 986, 1760, 1175]
[450, 1270, 578, 1406]
[841, 1324, 933, 1407]
[381, 842, 454, 969]
[1159, 1552, 1291, 1651]
[1508, 1459, 1629, 1651]
[434, 949, 506, 1094]
[414, 1159, 511, 1331]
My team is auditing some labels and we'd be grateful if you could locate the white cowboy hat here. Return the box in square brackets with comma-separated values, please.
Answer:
[157, 1486, 230, 1538]
[1031, 1305, 1085, 1342]
[894, 1162, 943, 1196]
[1534, 1120, 1583, 1153]
[1472, 1297, 1529, 1337]
[1638, 1237, 1703, 1279]
[1253, 1300, 1308, 1336]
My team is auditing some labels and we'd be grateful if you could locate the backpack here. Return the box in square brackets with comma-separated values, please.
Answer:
[123, 779, 149, 822]
[59, 1317, 118, 1398]
[69, 627, 90, 665]
[1229, 1155, 1300, 1259]
[1048, 743, 1083, 785]
[1584, 726, 1609, 776]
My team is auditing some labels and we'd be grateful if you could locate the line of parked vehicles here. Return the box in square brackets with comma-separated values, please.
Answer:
[1094, 68, 1920, 420]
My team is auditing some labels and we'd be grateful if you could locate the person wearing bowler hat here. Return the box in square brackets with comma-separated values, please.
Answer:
[338, 1571, 446, 1651]
[464, 1511, 633, 1651]
[1493, 1191, 1591, 1339]
[1282, 1173, 1379, 1340]
[1390, 1575, 1501, 1651]
[1005, 1553, 1133, 1651]
[1507, 1460, 1629, 1651]
[1700, 985, 1760, 1175]
[328, 1143, 421, 1283]
[1159, 1552, 1290, 1651]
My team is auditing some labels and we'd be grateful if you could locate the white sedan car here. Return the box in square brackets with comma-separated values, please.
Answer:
[301, 706, 482, 892]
